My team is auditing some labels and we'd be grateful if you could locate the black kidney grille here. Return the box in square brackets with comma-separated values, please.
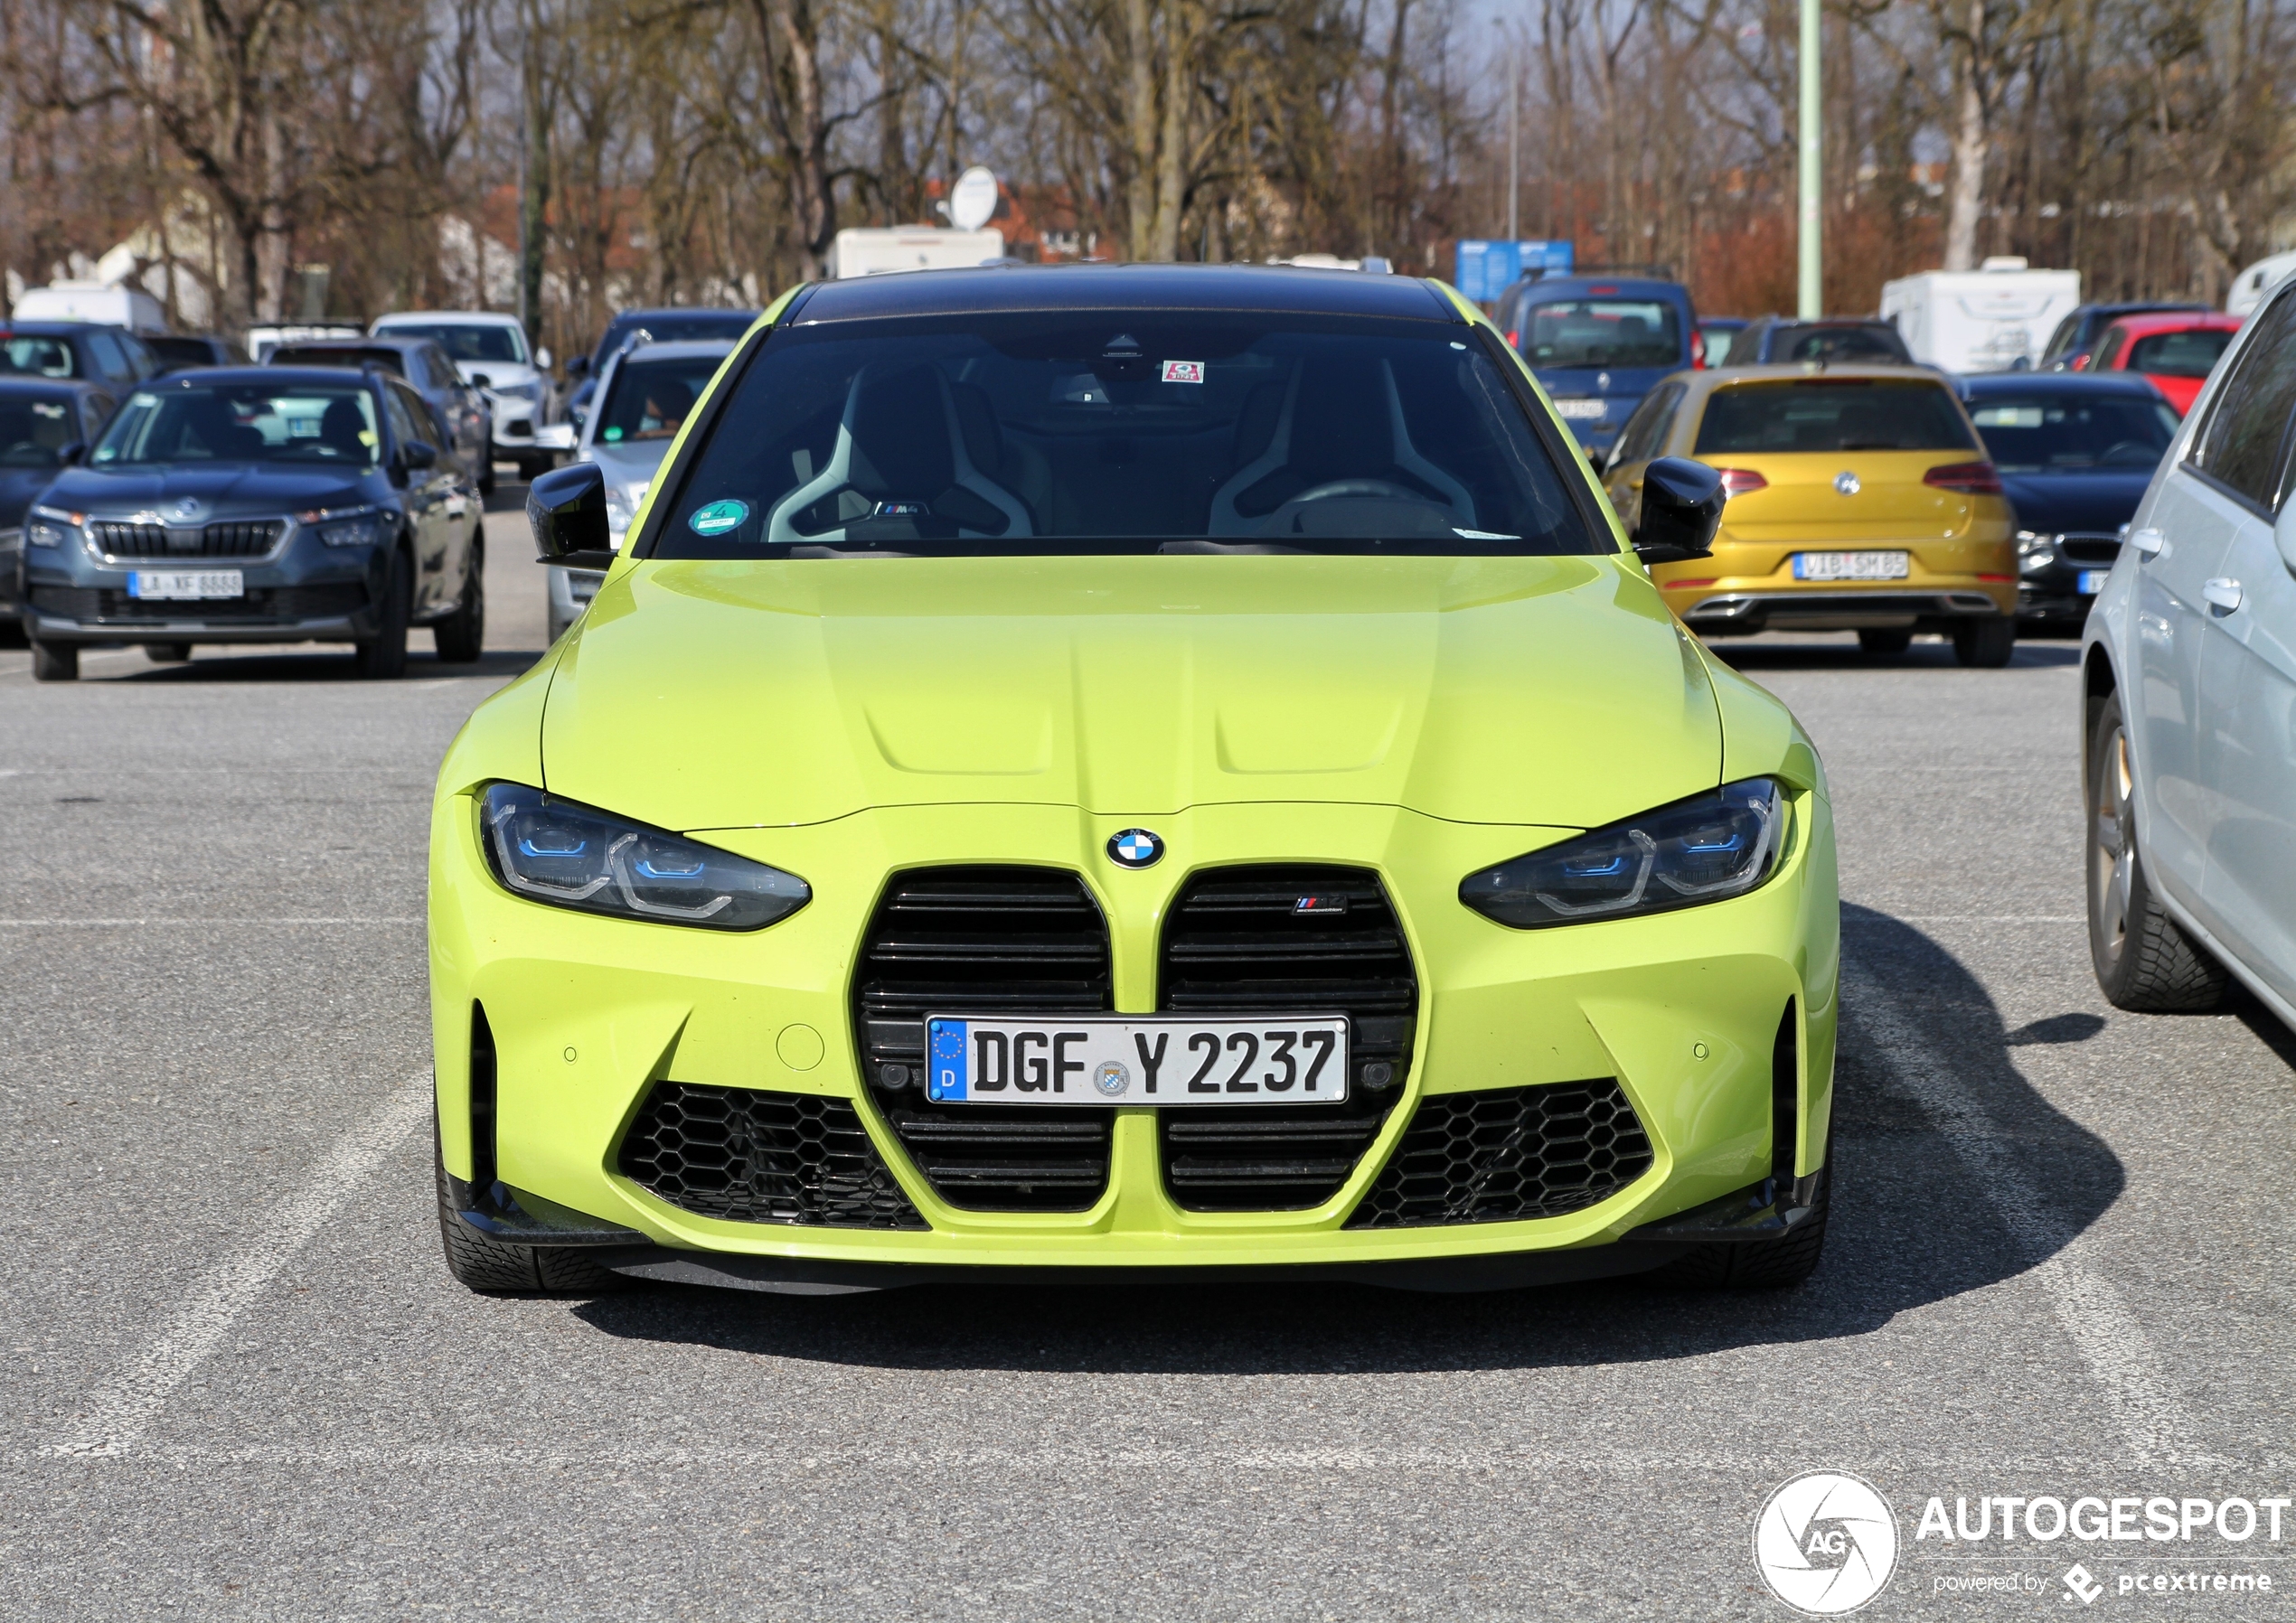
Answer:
[617, 1082, 925, 1228]
[1158, 866, 1416, 1211]
[854, 867, 1115, 1211]
[1344, 1080, 1653, 1228]
[2057, 534, 2122, 566]
[90, 519, 285, 558]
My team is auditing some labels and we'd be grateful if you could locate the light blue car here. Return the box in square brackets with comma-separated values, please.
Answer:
[2081, 281, 2296, 1026]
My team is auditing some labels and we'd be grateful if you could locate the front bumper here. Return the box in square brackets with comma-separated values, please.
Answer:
[429, 789, 1841, 1279]
[21, 526, 381, 645]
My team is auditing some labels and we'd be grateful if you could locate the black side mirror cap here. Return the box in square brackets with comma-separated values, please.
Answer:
[57, 441, 86, 467]
[1630, 455, 1725, 566]
[527, 460, 617, 569]
[401, 440, 439, 471]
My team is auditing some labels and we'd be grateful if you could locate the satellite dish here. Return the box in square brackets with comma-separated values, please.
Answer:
[949, 166, 1000, 232]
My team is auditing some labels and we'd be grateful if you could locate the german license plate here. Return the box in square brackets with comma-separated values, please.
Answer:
[1553, 398, 1604, 420]
[926, 1016, 1350, 1105]
[2078, 568, 2110, 595]
[128, 569, 243, 600]
[1792, 550, 1908, 582]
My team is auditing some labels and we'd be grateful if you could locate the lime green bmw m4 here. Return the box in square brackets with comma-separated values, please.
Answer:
[429, 264, 1840, 1295]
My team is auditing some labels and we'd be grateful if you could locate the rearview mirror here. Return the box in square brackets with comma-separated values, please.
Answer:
[527, 460, 617, 569]
[57, 441, 86, 467]
[1630, 456, 1724, 566]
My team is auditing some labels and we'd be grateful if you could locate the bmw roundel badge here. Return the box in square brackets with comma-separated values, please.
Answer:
[1108, 829, 1163, 868]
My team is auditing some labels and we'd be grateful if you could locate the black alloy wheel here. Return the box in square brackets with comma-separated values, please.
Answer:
[353, 546, 411, 680]
[2085, 691, 2227, 1010]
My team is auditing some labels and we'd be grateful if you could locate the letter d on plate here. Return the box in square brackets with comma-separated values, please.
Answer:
[929, 1018, 969, 1101]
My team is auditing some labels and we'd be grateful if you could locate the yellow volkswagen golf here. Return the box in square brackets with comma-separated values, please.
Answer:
[1602, 365, 2018, 664]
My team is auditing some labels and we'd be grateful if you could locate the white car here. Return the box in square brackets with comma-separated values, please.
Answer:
[2081, 274, 2296, 1029]
[535, 336, 735, 642]
[371, 312, 560, 481]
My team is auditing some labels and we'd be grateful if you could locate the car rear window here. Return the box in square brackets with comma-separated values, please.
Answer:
[1520, 300, 1681, 369]
[1, 336, 78, 379]
[650, 313, 1595, 557]
[377, 323, 525, 364]
[2126, 329, 2235, 379]
[1694, 380, 1977, 455]
[1967, 394, 2179, 470]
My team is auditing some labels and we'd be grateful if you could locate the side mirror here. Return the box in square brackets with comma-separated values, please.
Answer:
[532, 422, 577, 452]
[1630, 456, 1724, 566]
[471, 371, 494, 390]
[566, 353, 591, 380]
[527, 460, 617, 569]
[57, 441, 86, 467]
[535, 346, 553, 371]
[400, 440, 438, 471]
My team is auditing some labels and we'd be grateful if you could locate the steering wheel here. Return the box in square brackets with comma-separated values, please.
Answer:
[1259, 478, 1460, 538]
[2098, 440, 2157, 466]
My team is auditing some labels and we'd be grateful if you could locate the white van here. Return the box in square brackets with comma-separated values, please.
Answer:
[12, 281, 167, 335]
[827, 228, 1006, 278]
[2225, 250, 2296, 318]
[1879, 258, 2082, 373]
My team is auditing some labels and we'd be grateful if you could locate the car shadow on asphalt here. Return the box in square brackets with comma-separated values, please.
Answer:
[1711, 638, 2081, 671]
[93, 648, 544, 683]
[571, 905, 2128, 1374]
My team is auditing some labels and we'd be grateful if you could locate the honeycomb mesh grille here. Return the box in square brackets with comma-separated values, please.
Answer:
[1344, 1080, 1652, 1228]
[616, 1082, 926, 1228]
[1158, 865, 1416, 1211]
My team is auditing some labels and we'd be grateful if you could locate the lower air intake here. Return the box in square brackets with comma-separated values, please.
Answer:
[1345, 1080, 1652, 1228]
[617, 1082, 926, 1229]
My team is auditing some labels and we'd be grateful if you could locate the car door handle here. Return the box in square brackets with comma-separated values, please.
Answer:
[2203, 577, 2244, 614]
[2129, 527, 2165, 557]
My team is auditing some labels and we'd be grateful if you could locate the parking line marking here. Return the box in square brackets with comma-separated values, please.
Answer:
[41, 1074, 431, 1459]
[1846, 967, 2195, 1462]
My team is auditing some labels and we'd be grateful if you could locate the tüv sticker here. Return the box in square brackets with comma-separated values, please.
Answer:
[688, 499, 749, 535]
[1161, 360, 1205, 384]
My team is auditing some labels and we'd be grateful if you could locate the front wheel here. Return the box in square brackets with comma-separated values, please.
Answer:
[434, 1127, 626, 1294]
[1857, 628, 1913, 657]
[353, 547, 410, 680]
[1653, 1165, 1831, 1290]
[29, 639, 78, 682]
[2086, 691, 2227, 1010]
[1953, 614, 2016, 668]
[144, 642, 192, 663]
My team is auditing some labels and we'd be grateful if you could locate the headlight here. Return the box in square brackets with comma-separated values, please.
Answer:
[1459, 778, 1785, 928]
[27, 505, 80, 549]
[316, 511, 388, 548]
[492, 380, 543, 403]
[478, 783, 809, 931]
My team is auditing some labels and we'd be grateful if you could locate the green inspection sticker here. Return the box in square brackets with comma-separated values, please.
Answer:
[689, 499, 749, 536]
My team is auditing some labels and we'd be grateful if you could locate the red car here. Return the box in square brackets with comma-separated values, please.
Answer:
[2080, 311, 2244, 414]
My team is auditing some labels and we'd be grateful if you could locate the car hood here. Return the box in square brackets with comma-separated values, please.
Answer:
[1997, 469, 2154, 535]
[538, 554, 1723, 831]
[42, 463, 375, 518]
[0, 466, 60, 530]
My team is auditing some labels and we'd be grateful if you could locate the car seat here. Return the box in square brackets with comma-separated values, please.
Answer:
[318, 398, 371, 461]
[1206, 354, 1473, 535]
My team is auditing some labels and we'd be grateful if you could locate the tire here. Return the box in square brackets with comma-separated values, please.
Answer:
[1953, 614, 2016, 668]
[29, 639, 78, 682]
[2086, 691, 2228, 1010]
[434, 1124, 627, 1294]
[144, 642, 192, 663]
[431, 534, 485, 663]
[1652, 1164, 1831, 1290]
[353, 546, 411, 680]
[1857, 628, 1913, 657]
[477, 459, 496, 498]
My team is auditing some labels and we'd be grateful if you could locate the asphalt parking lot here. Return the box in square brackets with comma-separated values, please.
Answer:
[4, 493, 2292, 1619]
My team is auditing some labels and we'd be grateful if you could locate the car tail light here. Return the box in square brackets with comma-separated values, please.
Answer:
[1977, 573, 2014, 582]
[1716, 468, 1768, 497]
[1924, 461, 2004, 495]
[1692, 331, 1708, 371]
[1504, 329, 1520, 348]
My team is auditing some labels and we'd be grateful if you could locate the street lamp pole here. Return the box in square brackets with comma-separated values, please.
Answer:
[1797, 0, 1821, 317]
[1507, 42, 1520, 244]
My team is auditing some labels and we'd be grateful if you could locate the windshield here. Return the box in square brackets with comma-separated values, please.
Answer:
[2126, 329, 2234, 379]
[595, 313, 755, 366]
[92, 383, 381, 468]
[1520, 299, 1681, 369]
[652, 313, 1591, 557]
[1695, 380, 1977, 454]
[378, 324, 525, 364]
[597, 352, 729, 446]
[0, 392, 79, 467]
[1967, 394, 2179, 470]
[2, 336, 79, 379]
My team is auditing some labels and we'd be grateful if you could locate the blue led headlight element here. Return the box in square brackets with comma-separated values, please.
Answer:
[1460, 778, 1786, 927]
[478, 783, 809, 930]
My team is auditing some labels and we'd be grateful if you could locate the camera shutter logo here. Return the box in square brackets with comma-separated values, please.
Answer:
[1753, 1471, 1898, 1616]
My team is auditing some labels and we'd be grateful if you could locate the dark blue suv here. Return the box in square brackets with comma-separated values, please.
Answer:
[1505, 275, 1699, 459]
[20, 366, 484, 680]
